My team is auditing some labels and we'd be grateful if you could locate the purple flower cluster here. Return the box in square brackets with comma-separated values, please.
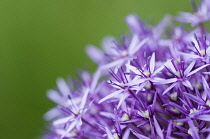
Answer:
[43, 1, 210, 139]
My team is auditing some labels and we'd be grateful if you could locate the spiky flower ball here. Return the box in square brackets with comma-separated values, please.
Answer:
[43, 1, 210, 139]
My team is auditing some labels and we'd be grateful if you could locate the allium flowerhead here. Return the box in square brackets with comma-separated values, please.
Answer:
[43, 1, 210, 139]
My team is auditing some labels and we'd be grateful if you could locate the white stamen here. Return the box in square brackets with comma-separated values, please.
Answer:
[143, 70, 150, 76]
[200, 50, 205, 56]
[121, 50, 128, 57]
[142, 110, 149, 118]
[206, 100, 210, 107]
[147, 93, 153, 102]
[121, 113, 130, 121]
[190, 108, 197, 114]
[188, 127, 199, 136]
[145, 82, 152, 90]
[71, 130, 77, 137]
[170, 92, 178, 101]
[167, 72, 173, 77]
[193, 83, 202, 89]
[113, 133, 120, 139]
[170, 107, 180, 114]
[175, 57, 181, 64]
[175, 71, 181, 77]
[176, 122, 183, 126]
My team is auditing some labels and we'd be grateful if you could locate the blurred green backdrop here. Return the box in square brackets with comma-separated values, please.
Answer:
[0, 0, 191, 138]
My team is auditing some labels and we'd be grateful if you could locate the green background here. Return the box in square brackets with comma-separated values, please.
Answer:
[0, 0, 191, 138]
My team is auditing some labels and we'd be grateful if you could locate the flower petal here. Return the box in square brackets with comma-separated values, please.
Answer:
[105, 127, 114, 139]
[86, 45, 104, 64]
[53, 116, 73, 126]
[153, 116, 164, 139]
[182, 80, 193, 90]
[184, 61, 196, 75]
[122, 128, 130, 139]
[184, 92, 205, 105]
[98, 90, 123, 104]
[90, 58, 125, 92]
[129, 38, 148, 55]
[167, 102, 188, 115]
[125, 64, 140, 74]
[202, 76, 209, 90]
[166, 120, 172, 138]
[125, 14, 144, 35]
[136, 81, 148, 94]
[130, 128, 150, 139]
[188, 119, 199, 139]
[152, 64, 165, 76]
[179, 52, 200, 59]
[165, 60, 176, 73]
[153, 77, 177, 84]
[47, 90, 62, 104]
[60, 120, 77, 138]
[117, 92, 129, 109]
[126, 78, 146, 86]
[150, 53, 155, 73]
[100, 112, 115, 119]
[196, 115, 210, 121]
[187, 64, 210, 77]
[163, 82, 177, 95]
[57, 78, 71, 96]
